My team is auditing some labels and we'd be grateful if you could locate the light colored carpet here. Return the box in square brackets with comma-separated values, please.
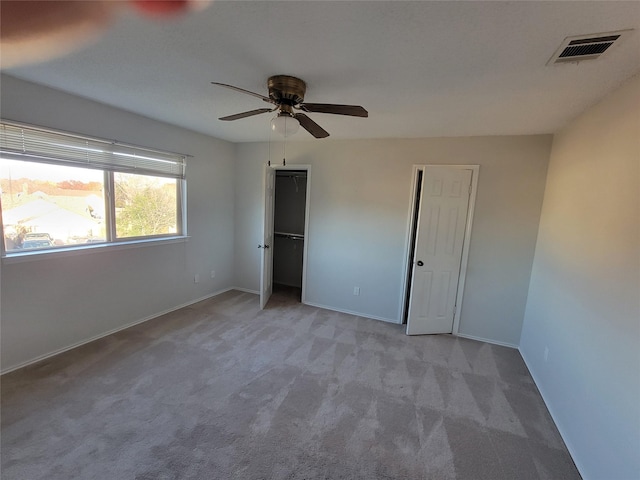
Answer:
[1, 287, 581, 479]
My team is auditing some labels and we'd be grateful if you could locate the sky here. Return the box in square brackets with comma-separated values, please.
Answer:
[0, 158, 103, 183]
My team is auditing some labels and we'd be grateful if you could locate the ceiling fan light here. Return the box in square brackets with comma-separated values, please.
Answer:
[271, 114, 300, 137]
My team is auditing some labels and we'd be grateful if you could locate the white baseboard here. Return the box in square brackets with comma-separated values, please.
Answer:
[455, 332, 519, 349]
[303, 301, 400, 324]
[232, 287, 259, 295]
[1, 287, 234, 375]
[519, 348, 586, 480]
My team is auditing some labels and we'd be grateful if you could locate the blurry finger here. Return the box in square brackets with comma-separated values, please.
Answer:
[0, 0, 212, 69]
[0, 1, 118, 68]
[130, 0, 212, 16]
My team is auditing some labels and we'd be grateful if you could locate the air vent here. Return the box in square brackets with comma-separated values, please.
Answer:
[547, 29, 633, 65]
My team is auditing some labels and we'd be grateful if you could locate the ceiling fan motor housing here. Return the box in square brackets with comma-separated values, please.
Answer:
[268, 75, 306, 106]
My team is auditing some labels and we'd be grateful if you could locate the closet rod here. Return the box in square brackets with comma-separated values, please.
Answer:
[275, 232, 304, 240]
[276, 172, 307, 178]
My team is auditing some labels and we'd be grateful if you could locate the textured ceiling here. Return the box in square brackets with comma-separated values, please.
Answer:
[4, 1, 640, 143]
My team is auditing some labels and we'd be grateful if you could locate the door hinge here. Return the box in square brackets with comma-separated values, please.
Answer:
[468, 184, 472, 195]
[453, 306, 457, 317]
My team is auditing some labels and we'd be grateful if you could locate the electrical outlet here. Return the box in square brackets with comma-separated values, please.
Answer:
[194, 274, 200, 284]
[210, 270, 216, 279]
[353, 287, 360, 296]
[544, 347, 549, 362]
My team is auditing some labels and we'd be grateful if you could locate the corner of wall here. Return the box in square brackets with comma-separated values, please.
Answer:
[519, 73, 640, 480]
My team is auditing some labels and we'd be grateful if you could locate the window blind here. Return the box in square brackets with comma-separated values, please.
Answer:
[0, 121, 186, 179]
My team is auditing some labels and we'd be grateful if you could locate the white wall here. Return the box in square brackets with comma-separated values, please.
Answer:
[520, 74, 640, 479]
[0, 75, 236, 372]
[234, 135, 551, 345]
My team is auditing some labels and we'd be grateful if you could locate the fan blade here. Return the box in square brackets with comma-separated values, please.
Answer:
[211, 82, 273, 104]
[300, 103, 368, 117]
[294, 113, 330, 138]
[219, 108, 275, 121]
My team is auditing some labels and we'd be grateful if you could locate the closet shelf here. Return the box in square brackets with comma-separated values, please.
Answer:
[275, 232, 304, 241]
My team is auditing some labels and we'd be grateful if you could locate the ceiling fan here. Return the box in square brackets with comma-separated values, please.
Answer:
[211, 75, 368, 138]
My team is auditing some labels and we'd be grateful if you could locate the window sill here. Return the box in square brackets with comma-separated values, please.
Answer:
[2, 236, 190, 264]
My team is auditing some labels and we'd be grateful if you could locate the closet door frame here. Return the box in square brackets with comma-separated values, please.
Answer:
[400, 164, 479, 334]
[272, 164, 311, 303]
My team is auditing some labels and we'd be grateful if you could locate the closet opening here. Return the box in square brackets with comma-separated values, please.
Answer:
[273, 169, 308, 302]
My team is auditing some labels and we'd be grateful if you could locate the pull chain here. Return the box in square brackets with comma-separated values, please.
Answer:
[282, 128, 286, 166]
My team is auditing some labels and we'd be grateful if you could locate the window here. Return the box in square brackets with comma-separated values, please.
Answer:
[1, 121, 186, 256]
[113, 172, 179, 239]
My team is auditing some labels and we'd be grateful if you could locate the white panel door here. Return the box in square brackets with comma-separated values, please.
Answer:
[260, 165, 275, 309]
[406, 167, 472, 335]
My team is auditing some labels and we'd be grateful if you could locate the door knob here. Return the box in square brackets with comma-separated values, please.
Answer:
[416, 260, 424, 266]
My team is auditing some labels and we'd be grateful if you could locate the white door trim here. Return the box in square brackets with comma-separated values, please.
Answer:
[272, 164, 311, 304]
[399, 164, 479, 334]
[260, 164, 276, 309]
